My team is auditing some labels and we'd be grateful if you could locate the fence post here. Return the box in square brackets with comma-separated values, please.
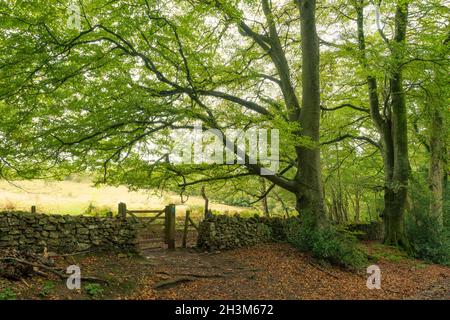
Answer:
[118, 202, 127, 219]
[182, 210, 191, 248]
[31, 205, 36, 214]
[165, 204, 176, 250]
[164, 205, 169, 244]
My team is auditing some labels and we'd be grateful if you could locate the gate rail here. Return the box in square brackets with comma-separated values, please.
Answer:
[118, 202, 176, 250]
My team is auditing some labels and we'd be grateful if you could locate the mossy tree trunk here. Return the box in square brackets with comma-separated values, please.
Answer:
[355, 1, 411, 251]
[294, 0, 327, 228]
[428, 106, 445, 225]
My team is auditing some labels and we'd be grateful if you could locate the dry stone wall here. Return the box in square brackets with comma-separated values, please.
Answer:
[0, 211, 139, 253]
[197, 215, 384, 250]
[346, 222, 384, 241]
[197, 215, 292, 250]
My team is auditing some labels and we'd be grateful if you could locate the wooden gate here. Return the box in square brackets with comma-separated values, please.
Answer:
[118, 203, 176, 251]
[181, 210, 199, 248]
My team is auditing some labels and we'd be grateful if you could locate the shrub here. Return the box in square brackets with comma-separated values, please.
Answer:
[406, 177, 450, 265]
[285, 216, 367, 269]
[0, 288, 16, 300]
[39, 281, 55, 298]
[83, 202, 112, 217]
[220, 196, 252, 207]
[406, 210, 450, 265]
[84, 283, 104, 298]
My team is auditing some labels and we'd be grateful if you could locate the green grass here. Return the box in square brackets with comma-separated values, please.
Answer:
[0, 179, 247, 216]
[84, 283, 104, 299]
[366, 243, 409, 263]
[0, 288, 17, 300]
[39, 281, 55, 298]
[413, 263, 428, 269]
[371, 252, 406, 263]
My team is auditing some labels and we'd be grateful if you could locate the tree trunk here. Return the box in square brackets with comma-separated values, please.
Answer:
[330, 187, 340, 223]
[342, 192, 349, 223]
[383, 119, 410, 247]
[326, 200, 334, 222]
[260, 178, 270, 217]
[382, 3, 411, 250]
[201, 186, 209, 218]
[366, 201, 372, 221]
[273, 192, 290, 218]
[354, 188, 361, 223]
[428, 106, 444, 225]
[295, 0, 327, 227]
[355, 1, 411, 251]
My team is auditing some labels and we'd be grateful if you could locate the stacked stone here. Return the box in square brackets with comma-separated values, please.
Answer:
[0, 211, 139, 253]
[257, 216, 292, 242]
[197, 214, 274, 251]
[346, 222, 384, 241]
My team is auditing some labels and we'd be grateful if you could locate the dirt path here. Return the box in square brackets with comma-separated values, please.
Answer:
[1, 243, 448, 300]
[408, 278, 450, 300]
[131, 243, 450, 300]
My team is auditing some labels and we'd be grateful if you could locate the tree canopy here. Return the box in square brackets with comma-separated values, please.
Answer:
[0, 0, 448, 254]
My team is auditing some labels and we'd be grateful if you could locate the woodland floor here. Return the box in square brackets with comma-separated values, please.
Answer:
[0, 242, 449, 300]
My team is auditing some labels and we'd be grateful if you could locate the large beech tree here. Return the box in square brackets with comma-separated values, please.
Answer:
[354, 0, 411, 249]
[0, 0, 327, 226]
[1, 0, 448, 252]
[318, 0, 449, 249]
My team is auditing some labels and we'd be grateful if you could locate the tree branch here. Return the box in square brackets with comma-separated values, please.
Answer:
[321, 134, 381, 149]
[179, 172, 254, 188]
[320, 103, 369, 113]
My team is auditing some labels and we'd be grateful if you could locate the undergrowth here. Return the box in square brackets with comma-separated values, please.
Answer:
[285, 215, 367, 270]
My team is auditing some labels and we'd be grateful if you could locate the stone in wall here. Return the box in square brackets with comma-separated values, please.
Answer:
[0, 211, 139, 253]
[197, 214, 383, 251]
[197, 214, 275, 251]
[346, 222, 384, 241]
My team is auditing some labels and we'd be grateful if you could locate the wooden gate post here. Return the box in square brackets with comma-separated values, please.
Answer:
[165, 204, 176, 250]
[118, 202, 127, 219]
[182, 210, 191, 248]
[164, 206, 169, 244]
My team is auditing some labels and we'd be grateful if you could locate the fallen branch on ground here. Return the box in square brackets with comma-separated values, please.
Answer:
[0, 257, 109, 284]
[156, 271, 226, 279]
[49, 250, 96, 257]
[308, 261, 340, 279]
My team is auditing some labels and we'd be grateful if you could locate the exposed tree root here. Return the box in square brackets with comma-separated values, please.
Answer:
[153, 277, 195, 289]
[308, 261, 340, 279]
[156, 271, 226, 279]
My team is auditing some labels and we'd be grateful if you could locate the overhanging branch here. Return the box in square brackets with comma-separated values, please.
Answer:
[321, 103, 369, 113]
[321, 134, 381, 149]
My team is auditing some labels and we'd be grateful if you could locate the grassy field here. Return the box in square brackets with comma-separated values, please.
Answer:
[0, 179, 246, 217]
